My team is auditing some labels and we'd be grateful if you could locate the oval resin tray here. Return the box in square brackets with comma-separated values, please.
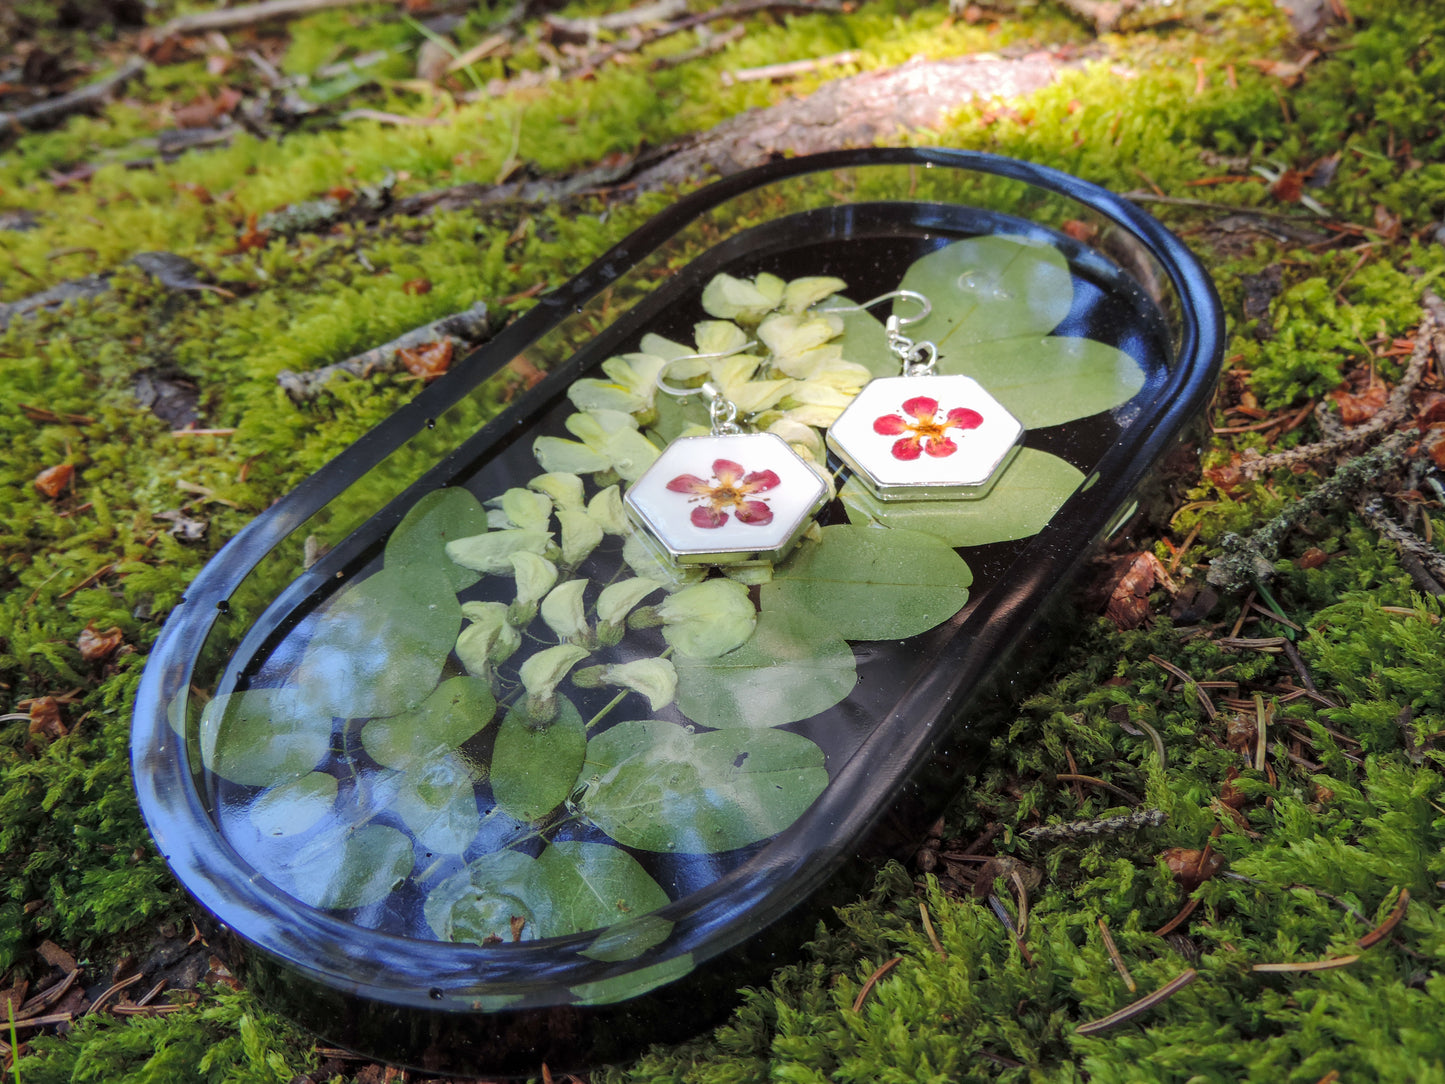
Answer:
[132, 148, 1223, 1074]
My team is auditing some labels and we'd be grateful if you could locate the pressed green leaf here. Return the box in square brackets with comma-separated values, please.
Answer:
[286, 824, 414, 911]
[570, 954, 695, 1006]
[900, 234, 1073, 351]
[762, 524, 972, 641]
[248, 772, 337, 839]
[389, 752, 481, 855]
[490, 695, 587, 821]
[384, 487, 489, 591]
[534, 840, 671, 937]
[938, 334, 1146, 428]
[830, 296, 897, 378]
[841, 447, 1085, 546]
[580, 914, 675, 962]
[361, 675, 496, 771]
[424, 849, 539, 944]
[582, 720, 828, 852]
[674, 608, 856, 729]
[200, 687, 334, 787]
[295, 565, 462, 719]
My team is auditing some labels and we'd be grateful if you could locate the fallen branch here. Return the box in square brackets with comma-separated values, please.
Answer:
[1207, 430, 1418, 593]
[276, 301, 490, 402]
[1242, 291, 1442, 478]
[0, 56, 147, 142]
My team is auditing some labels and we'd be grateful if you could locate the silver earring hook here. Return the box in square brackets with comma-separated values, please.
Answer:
[654, 343, 758, 436]
[819, 289, 938, 376]
[816, 289, 932, 327]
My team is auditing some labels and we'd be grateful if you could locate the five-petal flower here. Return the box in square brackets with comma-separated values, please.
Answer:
[872, 396, 984, 461]
[666, 459, 781, 529]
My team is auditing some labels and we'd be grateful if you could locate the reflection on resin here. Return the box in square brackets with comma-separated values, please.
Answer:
[201, 221, 1172, 948]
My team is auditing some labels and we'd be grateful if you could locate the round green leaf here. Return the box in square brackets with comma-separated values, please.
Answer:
[938, 334, 1146, 428]
[673, 608, 857, 729]
[285, 824, 414, 910]
[533, 840, 671, 937]
[248, 772, 337, 838]
[200, 687, 334, 787]
[389, 752, 481, 855]
[840, 447, 1085, 546]
[581, 720, 828, 853]
[570, 954, 695, 1006]
[900, 234, 1073, 351]
[424, 848, 539, 944]
[580, 914, 675, 962]
[295, 565, 462, 720]
[490, 695, 586, 822]
[384, 488, 489, 591]
[361, 675, 496, 771]
[830, 296, 897, 379]
[762, 524, 972, 641]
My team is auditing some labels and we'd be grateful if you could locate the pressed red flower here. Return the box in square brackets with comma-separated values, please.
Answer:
[666, 458, 780, 529]
[873, 396, 983, 460]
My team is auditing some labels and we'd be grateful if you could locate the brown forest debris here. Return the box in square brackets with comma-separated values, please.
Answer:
[0, 56, 147, 144]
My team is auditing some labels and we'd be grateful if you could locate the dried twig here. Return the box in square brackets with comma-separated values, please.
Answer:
[0, 57, 148, 142]
[1075, 969, 1199, 1035]
[154, 0, 402, 39]
[1097, 918, 1137, 993]
[918, 902, 946, 958]
[1023, 808, 1167, 844]
[851, 957, 901, 1012]
[1356, 494, 1445, 596]
[1055, 773, 1141, 806]
[277, 301, 489, 402]
[1148, 654, 1219, 721]
[721, 49, 860, 85]
[544, 0, 689, 41]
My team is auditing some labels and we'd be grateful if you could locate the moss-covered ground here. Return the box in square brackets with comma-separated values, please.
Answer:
[3, 0, 1445, 1079]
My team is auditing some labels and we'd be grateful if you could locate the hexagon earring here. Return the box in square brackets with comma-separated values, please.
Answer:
[624, 352, 828, 566]
[823, 291, 1023, 502]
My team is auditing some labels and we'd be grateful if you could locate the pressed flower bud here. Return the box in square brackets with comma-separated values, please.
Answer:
[498, 487, 552, 531]
[654, 578, 757, 658]
[540, 580, 591, 644]
[527, 471, 586, 509]
[556, 508, 604, 567]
